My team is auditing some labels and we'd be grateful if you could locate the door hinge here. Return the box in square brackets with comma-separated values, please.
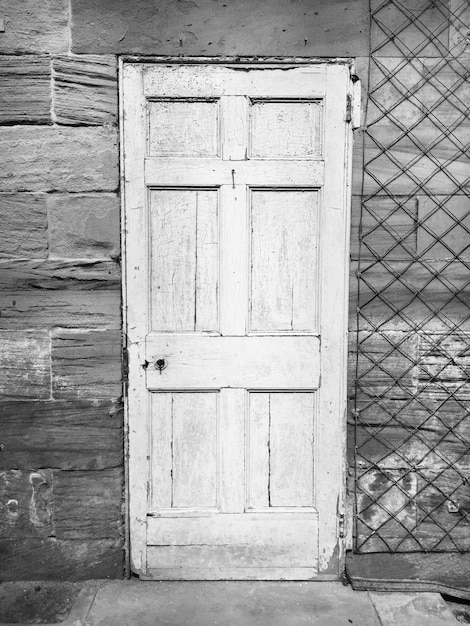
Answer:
[338, 513, 345, 538]
[346, 95, 352, 123]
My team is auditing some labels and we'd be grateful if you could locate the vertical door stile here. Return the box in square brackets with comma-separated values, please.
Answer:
[219, 94, 249, 515]
[316, 63, 350, 573]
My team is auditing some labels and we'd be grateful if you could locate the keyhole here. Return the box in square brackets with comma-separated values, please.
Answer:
[155, 358, 167, 373]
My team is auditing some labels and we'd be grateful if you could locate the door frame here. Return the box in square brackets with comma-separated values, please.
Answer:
[119, 56, 356, 579]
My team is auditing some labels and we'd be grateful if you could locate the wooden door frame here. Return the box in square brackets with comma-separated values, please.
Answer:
[119, 56, 356, 579]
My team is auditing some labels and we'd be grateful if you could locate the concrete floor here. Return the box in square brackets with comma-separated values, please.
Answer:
[69, 581, 459, 626]
[0, 581, 460, 625]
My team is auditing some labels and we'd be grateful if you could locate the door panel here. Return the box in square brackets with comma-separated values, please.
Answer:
[149, 188, 219, 332]
[250, 190, 319, 333]
[123, 61, 351, 579]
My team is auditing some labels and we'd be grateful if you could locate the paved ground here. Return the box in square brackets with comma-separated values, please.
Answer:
[0, 581, 461, 625]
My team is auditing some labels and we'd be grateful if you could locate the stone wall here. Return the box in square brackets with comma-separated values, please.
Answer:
[0, 1, 123, 579]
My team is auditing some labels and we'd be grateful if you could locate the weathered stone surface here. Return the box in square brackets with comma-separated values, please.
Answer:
[371, 0, 450, 57]
[0, 126, 118, 192]
[52, 330, 122, 400]
[0, 538, 124, 580]
[53, 468, 123, 539]
[71, 0, 369, 55]
[0, 0, 68, 54]
[0, 193, 48, 258]
[49, 194, 120, 259]
[0, 290, 121, 331]
[370, 592, 458, 625]
[0, 56, 51, 124]
[0, 470, 53, 537]
[0, 400, 123, 470]
[0, 259, 120, 290]
[0, 332, 50, 399]
[53, 55, 118, 126]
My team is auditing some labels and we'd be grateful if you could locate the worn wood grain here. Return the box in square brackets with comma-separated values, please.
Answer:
[48, 193, 120, 259]
[0, 331, 50, 399]
[270, 393, 315, 507]
[250, 190, 319, 332]
[172, 393, 218, 509]
[0, 193, 48, 259]
[0, 56, 51, 124]
[0, 470, 52, 537]
[53, 55, 118, 126]
[250, 100, 322, 159]
[0, 127, 118, 192]
[0, 290, 120, 331]
[148, 100, 218, 156]
[150, 189, 218, 332]
[52, 330, 122, 400]
[0, 538, 123, 580]
[0, 400, 123, 470]
[53, 468, 123, 539]
[247, 393, 270, 509]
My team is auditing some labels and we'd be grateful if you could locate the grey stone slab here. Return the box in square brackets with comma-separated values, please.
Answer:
[71, 0, 369, 56]
[0, 55, 51, 124]
[0, 0, 68, 53]
[0, 193, 48, 258]
[369, 591, 459, 625]
[0, 126, 118, 192]
[53, 55, 118, 126]
[84, 581, 381, 626]
[48, 194, 120, 259]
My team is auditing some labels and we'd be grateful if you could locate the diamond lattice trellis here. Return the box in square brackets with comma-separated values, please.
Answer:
[354, 0, 470, 553]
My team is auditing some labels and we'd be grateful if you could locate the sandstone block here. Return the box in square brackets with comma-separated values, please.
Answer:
[0, 194, 47, 258]
[0, 259, 120, 290]
[0, 538, 123, 580]
[0, 0, 68, 53]
[0, 126, 118, 192]
[52, 330, 122, 400]
[0, 290, 121, 331]
[0, 399, 123, 470]
[0, 331, 50, 399]
[48, 194, 120, 259]
[53, 468, 123, 539]
[53, 55, 118, 126]
[0, 56, 51, 124]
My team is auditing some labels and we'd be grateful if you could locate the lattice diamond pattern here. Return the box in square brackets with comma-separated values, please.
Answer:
[354, 0, 470, 553]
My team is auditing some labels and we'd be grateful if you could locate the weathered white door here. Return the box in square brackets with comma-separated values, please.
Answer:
[122, 61, 352, 580]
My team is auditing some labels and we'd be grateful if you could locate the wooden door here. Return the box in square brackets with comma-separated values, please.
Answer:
[122, 61, 352, 580]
